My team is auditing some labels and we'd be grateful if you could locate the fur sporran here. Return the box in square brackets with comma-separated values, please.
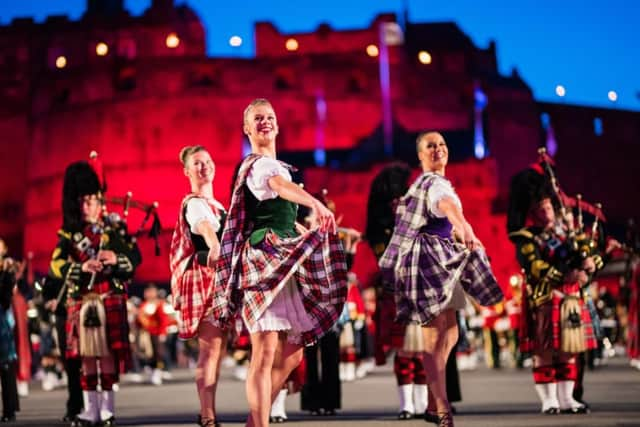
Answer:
[560, 296, 586, 354]
[79, 293, 109, 357]
[402, 322, 425, 353]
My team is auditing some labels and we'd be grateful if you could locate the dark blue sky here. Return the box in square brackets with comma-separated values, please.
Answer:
[2, 0, 638, 110]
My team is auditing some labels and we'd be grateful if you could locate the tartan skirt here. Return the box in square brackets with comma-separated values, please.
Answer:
[520, 283, 596, 354]
[395, 233, 502, 326]
[238, 230, 347, 346]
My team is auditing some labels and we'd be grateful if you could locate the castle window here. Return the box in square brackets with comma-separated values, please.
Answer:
[274, 67, 295, 90]
[117, 39, 136, 60]
[115, 66, 136, 92]
[346, 71, 367, 94]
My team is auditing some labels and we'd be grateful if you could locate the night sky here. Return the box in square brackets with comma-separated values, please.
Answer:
[1, 0, 638, 111]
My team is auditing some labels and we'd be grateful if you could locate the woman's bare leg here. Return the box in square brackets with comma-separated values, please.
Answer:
[196, 322, 227, 421]
[422, 309, 458, 414]
[269, 335, 303, 401]
[245, 331, 279, 427]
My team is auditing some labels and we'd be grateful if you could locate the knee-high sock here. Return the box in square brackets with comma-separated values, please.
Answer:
[80, 374, 98, 391]
[394, 355, 415, 385]
[412, 356, 428, 413]
[533, 366, 559, 412]
[555, 362, 582, 410]
[77, 391, 100, 422]
[270, 389, 288, 419]
[100, 373, 117, 391]
[100, 390, 114, 421]
[397, 384, 415, 413]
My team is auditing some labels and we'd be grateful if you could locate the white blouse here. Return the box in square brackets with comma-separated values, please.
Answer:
[426, 174, 462, 218]
[185, 197, 224, 235]
[246, 156, 292, 201]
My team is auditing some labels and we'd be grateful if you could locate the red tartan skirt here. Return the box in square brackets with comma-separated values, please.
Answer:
[520, 282, 596, 354]
[66, 287, 131, 371]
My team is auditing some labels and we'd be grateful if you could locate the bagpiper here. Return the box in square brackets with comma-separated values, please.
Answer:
[49, 156, 141, 426]
[507, 157, 602, 415]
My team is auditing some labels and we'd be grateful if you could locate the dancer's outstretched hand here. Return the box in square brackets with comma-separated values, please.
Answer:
[459, 222, 483, 251]
[311, 199, 336, 234]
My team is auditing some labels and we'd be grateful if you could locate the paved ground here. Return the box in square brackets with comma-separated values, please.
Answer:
[9, 357, 640, 427]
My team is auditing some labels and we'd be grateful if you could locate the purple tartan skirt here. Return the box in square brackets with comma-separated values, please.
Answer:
[395, 233, 502, 325]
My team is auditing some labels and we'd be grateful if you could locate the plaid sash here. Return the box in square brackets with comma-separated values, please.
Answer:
[169, 195, 218, 339]
[211, 154, 348, 345]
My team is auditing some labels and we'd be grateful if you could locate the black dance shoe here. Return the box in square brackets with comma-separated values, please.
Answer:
[196, 414, 221, 427]
[423, 411, 440, 424]
[436, 412, 454, 427]
[269, 415, 286, 423]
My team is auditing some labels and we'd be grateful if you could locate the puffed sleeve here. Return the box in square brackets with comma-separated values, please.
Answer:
[185, 198, 221, 235]
[246, 157, 292, 201]
[426, 176, 462, 218]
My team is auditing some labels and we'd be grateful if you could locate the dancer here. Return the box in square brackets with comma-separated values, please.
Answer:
[380, 132, 503, 426]
[366, 163, 430, 419]
[170, 145, 228, 427]
[212, 98, 347, 427]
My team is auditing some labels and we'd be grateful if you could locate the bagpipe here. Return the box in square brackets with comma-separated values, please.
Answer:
[89, 151, 162, 257]
[537, 147, 607, 270]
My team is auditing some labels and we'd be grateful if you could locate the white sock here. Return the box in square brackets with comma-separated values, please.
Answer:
[413, 384, 428, 414]
[557, 380, 583, 410]
[78, 390, 100, 422]
[150, 368, 163, 385]
[398, 384, 415, 413]
[270, 389, 288, 419]
[534, 383, 559, 412]
[343, 362, 356, 381]
[100, 390, 115, 421]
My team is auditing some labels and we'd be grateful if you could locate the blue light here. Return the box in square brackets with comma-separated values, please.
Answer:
[474, 87, 488, 109]
[594, 117, 603, 136]
[540, 112, 550, 130]
[314, 149, 326, 166]
[474, 141, 486, 159]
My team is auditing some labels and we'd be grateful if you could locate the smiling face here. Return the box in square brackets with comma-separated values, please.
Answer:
[184, 149, 215, 186]
[417, 132, 449, 173]
[243, 102, 279, 148]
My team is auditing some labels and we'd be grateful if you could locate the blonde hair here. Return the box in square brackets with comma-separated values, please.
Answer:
[179, 145, 207, 166]
[243, 98, 273, 125]
[416, 131, 445, 153]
